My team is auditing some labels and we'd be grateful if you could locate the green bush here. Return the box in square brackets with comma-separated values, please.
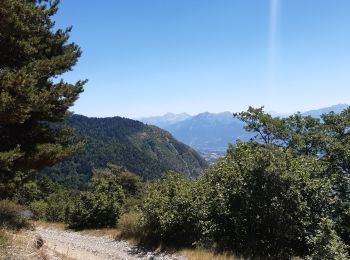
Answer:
[45, 192, 72, 222]
[140, 173, 207, 246]
[13, 181, 41, 205]
[29, 190, 76, 222]
[306, 218, 349, 260]
[67, 169, 125, 229]
[68, 191, 123, 229]
[0, 200, 30, 230]
[101, 164, 145, 212]
[110, 142, 344, 258]
[202, 143, 335, 259]
[29, 200, 48, 220]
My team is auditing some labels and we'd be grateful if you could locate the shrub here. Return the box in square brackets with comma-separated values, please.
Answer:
[0, 200, 30, 230]
[202, 143, 335, 259]
[67, 170, 125, 229]
[118, 210, 143, 239]
[13, 181, 41, 205]
[45, 192, 72, 222]
[103, 164, 144, 195]
[29, 190, 76, 222]
[68, 190, 123, 229]
[306, 218, 349, 260]
[29, 200, 48, 220]
[140, 173, 207, 246]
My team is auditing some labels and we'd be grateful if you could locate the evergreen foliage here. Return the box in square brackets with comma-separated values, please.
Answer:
[42, 115, 208, 189]
[0, 0, 85, 198]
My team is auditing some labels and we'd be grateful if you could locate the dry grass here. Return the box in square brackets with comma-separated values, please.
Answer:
[31, 220, 67, 230]
[0, 228, 50, 260]
[0, 228, 10, 245]
[33, 220, 121, 238]
[176, 248, 245, 260]
[80, 227, 121, 238]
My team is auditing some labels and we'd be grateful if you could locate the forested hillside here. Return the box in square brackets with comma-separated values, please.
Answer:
[42, 115, 208, 189]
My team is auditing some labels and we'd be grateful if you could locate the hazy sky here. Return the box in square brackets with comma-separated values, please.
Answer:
[55, 0, 350, 118]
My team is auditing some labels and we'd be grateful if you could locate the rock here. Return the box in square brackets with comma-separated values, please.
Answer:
[33, 234, 44, 249]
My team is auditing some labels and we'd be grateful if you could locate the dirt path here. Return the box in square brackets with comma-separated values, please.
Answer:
[34, 227, 185, 260]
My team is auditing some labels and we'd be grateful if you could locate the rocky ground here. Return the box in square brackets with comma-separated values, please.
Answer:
[34, 226, 185, 260]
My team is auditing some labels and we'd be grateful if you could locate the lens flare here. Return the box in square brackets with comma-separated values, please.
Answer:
[268, 0, 280, 85]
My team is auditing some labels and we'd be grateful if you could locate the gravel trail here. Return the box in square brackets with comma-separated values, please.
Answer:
[35, 227, 185, 260]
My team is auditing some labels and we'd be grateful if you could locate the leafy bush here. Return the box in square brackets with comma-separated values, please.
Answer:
[45, 192, 73, 222]
[67, 169, 124, 229]
[135, 143, 338, 258]
[0, 200, 30, 230]
[234, 106, 350, 253]
[29, 190, 76, 222]
[202, 143, 334, 259]
[306, 218, 349, 260]
[140, 173, 207, 246]
[68, 191, 123, 229]
[29, 200, 48, 220]
[100, 164, 145, 211]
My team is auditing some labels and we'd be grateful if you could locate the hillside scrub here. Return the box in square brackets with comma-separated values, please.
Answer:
[3, 105, 349, 259]
[136, 144, 336, 259]
[234, 106, 350, 247]
[139, 173, 208, 246]
[67, 168, 125, 229]
[0, 200, 31, 230]
[25, 165, 145, 230]
[202, 143, 334, 258]
[131, 107, 350, 259]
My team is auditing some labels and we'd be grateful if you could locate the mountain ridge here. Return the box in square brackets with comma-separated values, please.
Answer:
[42, 115, 208, 189]
[140, 104, 349, 152]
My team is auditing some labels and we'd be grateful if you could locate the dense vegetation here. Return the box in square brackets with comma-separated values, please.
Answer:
[27, 164, 143, 229]
[0, 0, 85, 199]
[42, 115, 208, 189]
[123, 107, 350, 259]
[1, 1, 350, 260]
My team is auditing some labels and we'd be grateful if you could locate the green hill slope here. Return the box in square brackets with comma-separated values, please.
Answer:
[42, 115, 208, 189]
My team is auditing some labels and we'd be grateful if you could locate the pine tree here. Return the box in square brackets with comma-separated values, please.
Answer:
[0, 0, 86, 198]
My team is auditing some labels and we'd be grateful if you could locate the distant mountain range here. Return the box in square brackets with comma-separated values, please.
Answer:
[302, 104, 348, 117]
[140, 104, 349, 152]
[140, 112, 191, 128]
[164, 112, 249, 152]
[43, 115, 208, 189]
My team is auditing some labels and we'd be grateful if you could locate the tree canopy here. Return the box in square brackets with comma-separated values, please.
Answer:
[0, 0, 85, 198]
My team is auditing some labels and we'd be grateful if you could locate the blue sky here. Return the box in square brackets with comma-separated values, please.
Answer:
[55, 0, 350, 118]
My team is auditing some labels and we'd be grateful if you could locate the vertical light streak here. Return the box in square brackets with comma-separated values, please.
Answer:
[268, 0, 280, 85]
